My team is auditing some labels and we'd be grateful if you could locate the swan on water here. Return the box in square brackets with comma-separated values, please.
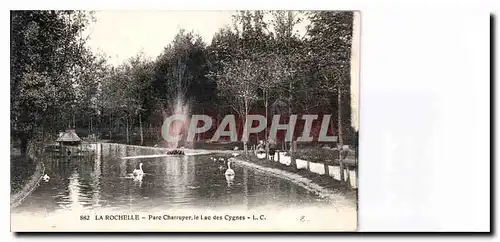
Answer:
[133, 163, 144, 177]
[225, 160, 235, 181]
[133, 176, 143, 187]
[133, 174, 143, 184]
[42, 174, 50, 182]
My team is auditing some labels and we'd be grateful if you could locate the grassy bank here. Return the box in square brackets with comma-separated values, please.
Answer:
[10, 154, 36, 194]
[289, 147, 357, 167]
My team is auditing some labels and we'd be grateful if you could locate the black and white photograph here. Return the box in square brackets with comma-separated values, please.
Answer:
[10, 10, 360, 231]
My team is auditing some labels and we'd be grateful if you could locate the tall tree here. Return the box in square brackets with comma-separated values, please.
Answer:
[11, 10, 94, 153]
[214, 58, 259, 152]
[307, 11, 353, 147]
[153, 30, 206, 107]
[306, 11, 354, 176]
[270, 11, 304, 170]
[125, 53, 154, 145]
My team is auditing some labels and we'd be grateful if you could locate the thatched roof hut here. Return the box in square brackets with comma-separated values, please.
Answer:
[56, 129, 82, 145]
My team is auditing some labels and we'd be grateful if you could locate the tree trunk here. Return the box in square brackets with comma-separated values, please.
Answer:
[346, 165, 352, 188]
[288, 81, 293, 153]
[337, 87, 344, 148]
[338, 87, 345, 182]
[117, 116, 120, 135]
[264, 90, 269, 160]
[156, 124, 161, 141]
[100, 109, 104, 140]
[139, 113, 144, 146]
[126, 115, 130, 144]
[288, 80, 297, 171]
[290, 141, 297, 172]
[41, 125, 45, 143]
[324, 160, 330, 177]
[50, 117, 54, 142]
[323, 114, 333, 176]
[90, 116, 93, 138]
[20, 134, 28, 156]
[109, 114, 112, 140]
[243, 98, 249, 154]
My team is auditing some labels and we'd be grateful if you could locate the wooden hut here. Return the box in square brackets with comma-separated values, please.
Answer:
[56, 129, 82, 146]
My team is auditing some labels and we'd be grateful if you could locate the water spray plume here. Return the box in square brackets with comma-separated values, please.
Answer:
[163, 96, 190, 149]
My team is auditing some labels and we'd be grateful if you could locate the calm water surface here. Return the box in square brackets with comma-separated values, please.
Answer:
[13, 144, 330, 214]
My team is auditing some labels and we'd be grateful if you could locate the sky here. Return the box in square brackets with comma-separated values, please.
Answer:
[83, 10, 313, 66]
[84, 10, 236, 66]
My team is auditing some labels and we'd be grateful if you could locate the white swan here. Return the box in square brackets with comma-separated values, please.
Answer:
[133, 173, 143, 182]
[256, 148, 266, 159]
[133, 172, 143, 184]
[133, 163, 144, 177]
[133, 176, 143, 187]
[42, 174, 50, 182]
[224, 160, 235, 181]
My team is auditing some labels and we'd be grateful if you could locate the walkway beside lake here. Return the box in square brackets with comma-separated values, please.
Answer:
[274, 152, 358, 189]
[230, 155, 357, 206]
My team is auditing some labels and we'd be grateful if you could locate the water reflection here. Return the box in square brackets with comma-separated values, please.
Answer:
[13, 143, 330, 214]
[67, 170, 83, 210]
[91, 144, 101, 208]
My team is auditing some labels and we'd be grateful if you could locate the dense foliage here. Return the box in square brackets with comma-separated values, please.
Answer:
[11, 10, 357, 152]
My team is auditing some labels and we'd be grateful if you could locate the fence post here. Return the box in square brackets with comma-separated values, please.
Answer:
[346, 165, 351, 187]
[339, 163, 345, 182]
[277, 148, 280, 163]
[291, 141, 298, 171]
[339, 146, 345, 183]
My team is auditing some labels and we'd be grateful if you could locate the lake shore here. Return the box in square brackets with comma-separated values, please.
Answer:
[10, 150, 45, 209]
[229, 155, 357, 206]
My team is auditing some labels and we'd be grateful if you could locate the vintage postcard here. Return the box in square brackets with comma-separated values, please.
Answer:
[10, 10, 360, 232]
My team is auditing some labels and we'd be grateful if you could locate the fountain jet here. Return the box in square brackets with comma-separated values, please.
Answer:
[163, 96, 191, 149]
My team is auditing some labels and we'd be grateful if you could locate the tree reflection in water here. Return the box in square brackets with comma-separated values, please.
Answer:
[13, 143, 331, 214]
